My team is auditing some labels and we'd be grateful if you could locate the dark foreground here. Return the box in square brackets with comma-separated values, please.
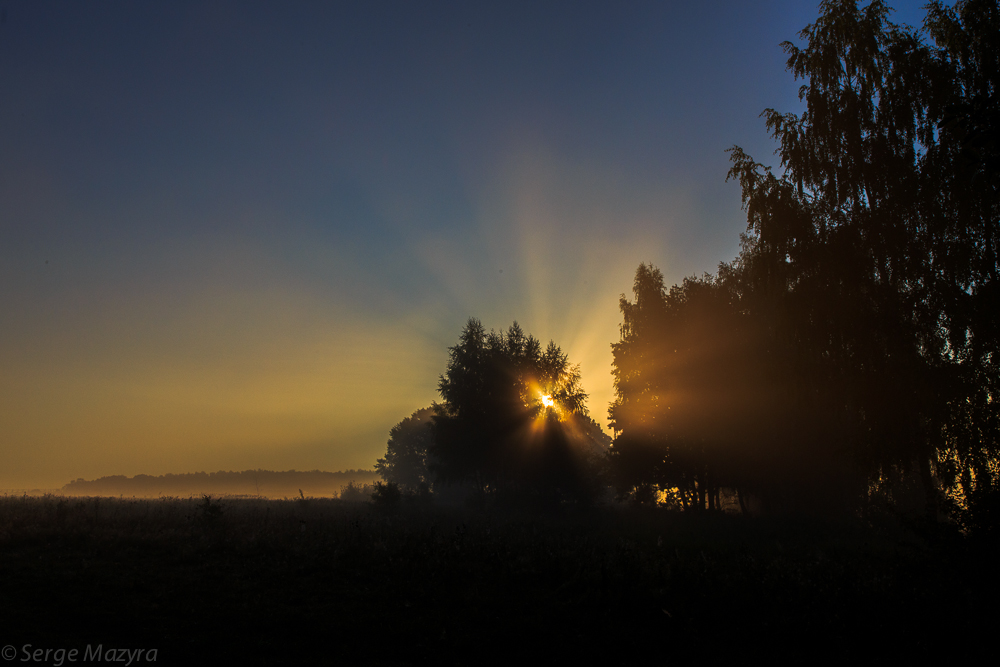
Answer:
[0, 494, 995, 665]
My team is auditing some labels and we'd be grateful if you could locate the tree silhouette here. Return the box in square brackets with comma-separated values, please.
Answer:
[375, 407, 435, 493]
[729, 0, 1000, 517]
[610, 265, 810, 510]
[613, 0, 999, 519]
[430, 318, 602, 505]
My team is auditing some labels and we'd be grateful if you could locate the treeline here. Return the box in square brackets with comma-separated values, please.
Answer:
[61, 469, 379, 499]
[376, 1, 999, 530]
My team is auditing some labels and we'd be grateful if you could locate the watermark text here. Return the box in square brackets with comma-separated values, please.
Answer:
[2, 645, 157, 666]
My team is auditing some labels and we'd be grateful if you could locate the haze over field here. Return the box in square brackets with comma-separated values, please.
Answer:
[0, 1, 932, 489]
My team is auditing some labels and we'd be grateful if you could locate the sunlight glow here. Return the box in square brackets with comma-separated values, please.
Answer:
[541, 394, 554, 408]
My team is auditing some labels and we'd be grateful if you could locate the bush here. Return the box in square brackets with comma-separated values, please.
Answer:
[371, 482, 402, 512]
[339, 481, 376, 503]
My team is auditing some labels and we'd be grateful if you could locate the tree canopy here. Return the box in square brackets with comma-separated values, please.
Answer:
[430, 318, 606, 505]
[611, 0, 1000, 521]
[375, 406, 435, 493]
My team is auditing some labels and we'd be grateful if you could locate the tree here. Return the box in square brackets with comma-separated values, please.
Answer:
[608, 264, 675, 503]
[375, 407, 435, 493]
[921, 0, 1000, 531]
[609, 265, 807, 511]
[612, 1, 999, 518]
[722, 0, 1000, 518]
[430, 318, 601, 505]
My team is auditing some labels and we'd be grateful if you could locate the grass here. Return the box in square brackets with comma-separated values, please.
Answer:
[0, 493, 995, 665]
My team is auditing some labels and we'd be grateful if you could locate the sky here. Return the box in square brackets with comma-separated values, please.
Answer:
[0, 0, 934, 489]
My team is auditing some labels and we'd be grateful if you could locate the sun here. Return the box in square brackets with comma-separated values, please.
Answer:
[541, 394, 554, 408]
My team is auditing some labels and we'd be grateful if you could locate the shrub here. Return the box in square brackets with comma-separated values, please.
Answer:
[371, 481, 402, 512]
[339, 481, 376, 503]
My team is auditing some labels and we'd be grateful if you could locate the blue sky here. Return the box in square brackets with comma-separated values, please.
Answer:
[0, 1, 934, 488]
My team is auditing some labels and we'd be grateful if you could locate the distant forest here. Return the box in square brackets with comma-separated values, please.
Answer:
[61, 469, 379, 499]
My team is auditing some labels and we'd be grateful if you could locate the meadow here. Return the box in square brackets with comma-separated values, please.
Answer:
[0, 493, 994, 665]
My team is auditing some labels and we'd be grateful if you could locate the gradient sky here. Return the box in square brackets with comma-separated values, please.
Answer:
[0, 1, 932, 489]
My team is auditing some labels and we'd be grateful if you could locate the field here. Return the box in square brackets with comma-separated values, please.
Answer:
[0, 493, 995, 665]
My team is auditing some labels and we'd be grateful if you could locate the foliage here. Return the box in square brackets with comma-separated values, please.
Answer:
[370, 481, 402, 512]
[609, 266, 817, 510]
[375, 407, 435, 492]
[430, 318, 603, 505]
[609, 267, 716, 507]
[612, 0, 1000, 520]
[339, 481, 378, 503]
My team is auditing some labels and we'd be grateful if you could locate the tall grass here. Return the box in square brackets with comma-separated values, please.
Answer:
[0, 493, 990, 664]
